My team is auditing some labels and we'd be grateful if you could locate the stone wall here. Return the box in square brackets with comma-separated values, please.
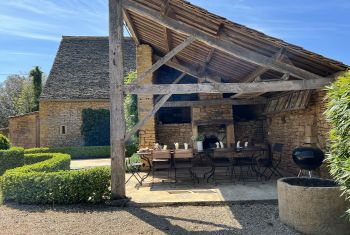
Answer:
[265, 91, 331, 176]
[40, 100, 109, 147]
[8, 112, 40, 148]
[192, 94, 235, 147]
[235, 120, 264, 144]
[137, 44, 156, 148]
[156, 124, 192, 148]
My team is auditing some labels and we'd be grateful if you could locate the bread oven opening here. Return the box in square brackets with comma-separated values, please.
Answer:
[203, 135, 220, 149]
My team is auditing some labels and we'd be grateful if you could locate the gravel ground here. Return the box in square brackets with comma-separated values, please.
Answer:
[0, 203, 300, 235]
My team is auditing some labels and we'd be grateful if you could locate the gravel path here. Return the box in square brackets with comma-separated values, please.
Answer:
[0, 203, 300, 235]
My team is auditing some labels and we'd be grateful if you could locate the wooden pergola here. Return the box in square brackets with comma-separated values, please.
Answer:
[109, 0, 347, 199]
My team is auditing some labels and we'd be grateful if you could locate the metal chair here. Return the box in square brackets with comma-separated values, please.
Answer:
[125, 157, 143, 185]
[173, 149, 194, 183]
[211, 149, 233, 183]
[152, 149, 172, 180]
[258, 143, 284, 180]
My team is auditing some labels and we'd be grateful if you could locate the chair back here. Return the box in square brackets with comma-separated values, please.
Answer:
[174, 149, 193, 159]
[152, 149, 171, 159]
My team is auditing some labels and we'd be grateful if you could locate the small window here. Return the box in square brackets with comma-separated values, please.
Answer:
[60, 125, 66, 135]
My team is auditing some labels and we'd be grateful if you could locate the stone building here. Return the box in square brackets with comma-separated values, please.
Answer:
[7, 1, 349, 175]
[8, 36, 136, 148]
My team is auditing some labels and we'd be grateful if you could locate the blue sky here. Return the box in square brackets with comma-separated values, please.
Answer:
[0, 0, 349, 82]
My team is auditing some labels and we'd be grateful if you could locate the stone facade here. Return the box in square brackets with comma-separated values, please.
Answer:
[234, 120, 264, 144]
[156, 123, 192, 148]
[39, 100, 109, 147]
[137, 44, 156, 148]
[192, 94, 235, 147]
[265, 91, 331, 175]
[8, 112, 40, 148]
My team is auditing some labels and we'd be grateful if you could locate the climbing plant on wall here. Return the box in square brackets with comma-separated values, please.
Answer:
[80, 71, 138, 155]
[81, 108, 110, 146]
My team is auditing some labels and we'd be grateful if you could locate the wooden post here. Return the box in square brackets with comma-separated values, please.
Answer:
[109, 0, 126, 200]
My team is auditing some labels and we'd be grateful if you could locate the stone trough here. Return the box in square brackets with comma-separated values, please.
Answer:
[278, 177, 350, 235]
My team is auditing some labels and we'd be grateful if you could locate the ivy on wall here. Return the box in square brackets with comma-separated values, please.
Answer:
[80, 71, 139, 155]
[81, 109, 110, 146]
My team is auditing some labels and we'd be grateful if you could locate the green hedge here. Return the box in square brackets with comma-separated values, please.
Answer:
[0, 147, 24, 175]
[25, 146, 110, 159]
[1, 153, 111, 204]
[0, 134, 11, 150]
[25, 144, 138, 159]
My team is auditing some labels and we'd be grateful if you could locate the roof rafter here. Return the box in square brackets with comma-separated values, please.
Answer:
[123, 9, 140, 45]
[123, 0, 326, 81]
[131, 35, 195, 85]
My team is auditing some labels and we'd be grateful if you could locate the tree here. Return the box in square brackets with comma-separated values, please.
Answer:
[29, 66, 43, 111]
[0, 75, 26, 127]
[17, 81, 35, 114]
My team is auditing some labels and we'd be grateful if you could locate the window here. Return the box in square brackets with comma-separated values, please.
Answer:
[157, 107, 191, 124]
[60, 125, 66, 135]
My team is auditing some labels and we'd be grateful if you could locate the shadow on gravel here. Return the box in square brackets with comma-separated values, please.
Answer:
[4, 201, 300, 234]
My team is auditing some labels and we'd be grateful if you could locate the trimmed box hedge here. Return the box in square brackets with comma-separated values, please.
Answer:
[1, 153, 111, 204]
[0, 147, 24, 175]
[25, 144, 138, 159]
[25, 146, 110, 159]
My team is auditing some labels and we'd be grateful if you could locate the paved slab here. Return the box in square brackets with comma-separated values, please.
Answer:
[70, 158, 110, 169]
[70, 158, 278, 205]
[127, 173, 277, 205]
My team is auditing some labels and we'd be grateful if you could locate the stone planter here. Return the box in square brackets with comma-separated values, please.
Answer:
[278, 177, 350, 235]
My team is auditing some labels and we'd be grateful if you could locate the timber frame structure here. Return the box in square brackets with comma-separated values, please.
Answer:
[109, 0, 348, 199]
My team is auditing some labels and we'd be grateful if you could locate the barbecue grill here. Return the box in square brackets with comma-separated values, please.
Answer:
[292, 145, 324, 177]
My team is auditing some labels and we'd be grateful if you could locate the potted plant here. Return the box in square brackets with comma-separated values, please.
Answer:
[191, 135, 204, 151]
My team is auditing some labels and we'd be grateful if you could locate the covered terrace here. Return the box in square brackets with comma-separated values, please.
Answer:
[108, 0, 348, 200]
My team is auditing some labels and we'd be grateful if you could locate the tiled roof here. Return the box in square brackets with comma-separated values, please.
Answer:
[41, 36, 136, 100]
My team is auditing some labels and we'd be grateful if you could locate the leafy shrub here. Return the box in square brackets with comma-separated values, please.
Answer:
[325, 71, 350, 216]
[1, 152, 111, 204]
[124, 71, 138, 132]
[0, 134, 11, 150]
[126, 153, 141, 172]
[25, 146, 110, 159]
[0, 147, 24, 175]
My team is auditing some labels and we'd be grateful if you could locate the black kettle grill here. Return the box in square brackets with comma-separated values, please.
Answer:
[292, 145, 324, 177]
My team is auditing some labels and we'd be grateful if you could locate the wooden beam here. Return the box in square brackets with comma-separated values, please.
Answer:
[153, 54, 221, 83]
[161, 0, 172, 52]
[123, 9, 140, 45]
[281, 73, 290, 80]
[124, 77, 332, 94]
[232, 50, 288, 98]
[241, 49, 285, 83]
[231, 92, 265, 99]
[131, 35, 195, 85]
[123, 0, 325, 81]
[109, 0, 126, 200]
[154, 72, 185, 103]
[125, 73, 186, 141]
[163, 98, 267, 107]
[160, 0, 170, 16]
